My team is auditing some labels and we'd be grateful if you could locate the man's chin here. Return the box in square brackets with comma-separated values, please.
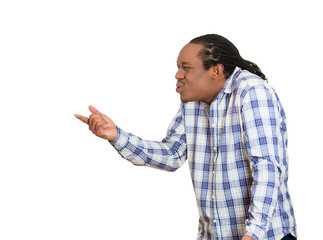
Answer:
[180, 95, 194, 103]
[180, 95, 188, 102]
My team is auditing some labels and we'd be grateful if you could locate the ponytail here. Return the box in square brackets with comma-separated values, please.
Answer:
[239, 59, 267, 81]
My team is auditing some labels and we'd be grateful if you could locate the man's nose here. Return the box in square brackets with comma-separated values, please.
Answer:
[175, 69, 184, 80]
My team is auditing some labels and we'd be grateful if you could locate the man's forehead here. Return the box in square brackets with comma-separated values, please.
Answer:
[177, 44, 203, 64]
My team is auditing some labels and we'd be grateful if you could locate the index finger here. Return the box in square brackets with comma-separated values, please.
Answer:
[88, 105, 102, 114]
[74, 114, 89, 124]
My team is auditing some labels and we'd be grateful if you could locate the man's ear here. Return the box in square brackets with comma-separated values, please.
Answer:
[211, 63, 225, 79]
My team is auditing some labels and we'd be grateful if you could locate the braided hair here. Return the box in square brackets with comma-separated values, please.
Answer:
[190, 34, 267, 81]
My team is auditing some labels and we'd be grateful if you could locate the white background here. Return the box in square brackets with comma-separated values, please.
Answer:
[0, 0, 322, 239]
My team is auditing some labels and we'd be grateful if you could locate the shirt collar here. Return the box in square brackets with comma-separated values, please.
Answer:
[222, 67, 242, 94]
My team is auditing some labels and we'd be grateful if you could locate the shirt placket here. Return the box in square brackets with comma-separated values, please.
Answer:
[210, 92, 227, 240]
[201, 102, 217, 239]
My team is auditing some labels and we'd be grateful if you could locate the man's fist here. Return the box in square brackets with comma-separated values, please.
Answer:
[75, 105, 118, 141]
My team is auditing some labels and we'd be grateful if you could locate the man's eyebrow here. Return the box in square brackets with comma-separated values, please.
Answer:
[177, 61, 191, 66]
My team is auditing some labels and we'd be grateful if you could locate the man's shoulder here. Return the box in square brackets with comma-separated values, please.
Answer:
[234, 70, 276, 98]
[235, 70, 267, 91]
[234, 70, 281, 108]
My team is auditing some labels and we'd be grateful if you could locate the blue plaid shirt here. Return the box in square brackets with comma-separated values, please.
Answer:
[110, 67, 297, 240]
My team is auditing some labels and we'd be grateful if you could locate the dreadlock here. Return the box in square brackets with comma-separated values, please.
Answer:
[190, 34, 267, 81]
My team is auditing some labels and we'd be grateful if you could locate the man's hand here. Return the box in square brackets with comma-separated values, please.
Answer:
[75, 105, 118, 142]
[242, 235, 255, 240]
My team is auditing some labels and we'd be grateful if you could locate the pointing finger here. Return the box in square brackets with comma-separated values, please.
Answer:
[88, 105, 102, 114]
[74, 114, 89, 124]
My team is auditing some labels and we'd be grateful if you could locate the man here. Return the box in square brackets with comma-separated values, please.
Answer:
[75, 34, 297, 240]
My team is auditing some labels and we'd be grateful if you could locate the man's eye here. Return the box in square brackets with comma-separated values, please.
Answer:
[183, 66, 191, 70]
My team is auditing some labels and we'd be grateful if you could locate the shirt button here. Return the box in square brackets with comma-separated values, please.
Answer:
[212, 123, 215, 128]
[213, 171, 215, 175]
[212, 195, 215, 199]
[213, 147, 216, 151]
[213, 219, 216, 223]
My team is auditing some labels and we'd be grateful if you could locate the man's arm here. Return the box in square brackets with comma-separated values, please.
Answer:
[240, 85, 285, 240]
[75, 105, 187, 172]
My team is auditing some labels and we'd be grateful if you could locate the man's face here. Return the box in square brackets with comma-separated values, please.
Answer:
[175, 43, 223, 104]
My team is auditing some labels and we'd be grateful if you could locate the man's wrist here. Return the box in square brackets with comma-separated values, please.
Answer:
[242, 234, 256, 240]
[109, 127, 130, 151]
[109, 126, 121, 144]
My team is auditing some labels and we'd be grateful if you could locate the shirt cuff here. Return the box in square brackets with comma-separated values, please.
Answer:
[109, 127, 129, 151]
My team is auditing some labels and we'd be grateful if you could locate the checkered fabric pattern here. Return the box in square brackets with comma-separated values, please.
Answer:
[110, 67, 297, 240]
